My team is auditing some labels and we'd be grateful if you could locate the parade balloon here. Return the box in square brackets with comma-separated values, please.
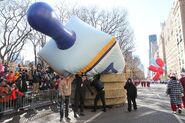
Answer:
[149, 65, 158, 72]
[152, 72, 161, 81]
[156, 58, 164, 67]
[148, 58, 164, 81]
[27, 2, 125, 75]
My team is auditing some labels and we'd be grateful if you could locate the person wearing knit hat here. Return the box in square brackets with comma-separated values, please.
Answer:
[167, 72, 184, 114]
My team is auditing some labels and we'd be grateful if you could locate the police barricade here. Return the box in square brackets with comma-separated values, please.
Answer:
[0, 89, 58, 115]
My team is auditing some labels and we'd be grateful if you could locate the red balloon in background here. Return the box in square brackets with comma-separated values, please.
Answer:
[156, 58, 164, 67]
[148, 58, 164, 81]
[149, 65, 158, 72]
[152, 72, 161, 81]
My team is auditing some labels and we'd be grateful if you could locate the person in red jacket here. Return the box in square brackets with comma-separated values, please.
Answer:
[11, 83, 24, 110]
[179, 72, 185, 108]
[6, 71, 16, 86]
[0, 79, 11, 117]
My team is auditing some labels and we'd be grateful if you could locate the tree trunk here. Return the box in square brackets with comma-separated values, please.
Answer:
[34, 45, 37, 65]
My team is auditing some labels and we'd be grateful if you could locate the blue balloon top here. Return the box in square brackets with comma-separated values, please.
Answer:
[27, 2, 76, 50]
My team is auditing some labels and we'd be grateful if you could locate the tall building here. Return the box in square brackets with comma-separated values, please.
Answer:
[158, 23, 168, 78]
[149, 34, 158, 61]
[159, 0, 185, 76]
[148, 34, 158, 78]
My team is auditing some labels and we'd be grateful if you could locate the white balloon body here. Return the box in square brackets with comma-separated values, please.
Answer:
[38, 16, 125, 75]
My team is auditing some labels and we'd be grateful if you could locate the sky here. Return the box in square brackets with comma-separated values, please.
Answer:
[31, 0, 173, 74]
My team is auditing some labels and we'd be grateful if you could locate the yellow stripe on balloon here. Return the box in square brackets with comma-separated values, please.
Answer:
[79, 37, 116, 74]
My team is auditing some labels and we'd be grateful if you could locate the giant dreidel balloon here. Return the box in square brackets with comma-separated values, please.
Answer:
[148, 58, 164, 81]
[27, 2, 125, 75]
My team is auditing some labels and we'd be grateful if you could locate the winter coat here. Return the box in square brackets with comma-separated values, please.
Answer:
[167, 79, 183, 104]
[91, 80, 104, 92]
[33, 70, 42, 83]
[124, 81, 137, 99]
[11, 88, 24, 100]
[0, 85, 11, 102]
[58, 75, 74, 96]
[6, 73, 16, 83]
[16, 79, 27, 93]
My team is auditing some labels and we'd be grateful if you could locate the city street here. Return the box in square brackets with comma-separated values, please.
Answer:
[1, 84, 185, 123]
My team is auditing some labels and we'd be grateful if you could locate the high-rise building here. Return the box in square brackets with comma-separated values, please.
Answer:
[149, 34, 158, 61]
[158, 23, 167, 78]
[159, 0, 185, 76]
[148, 34, 158, 78]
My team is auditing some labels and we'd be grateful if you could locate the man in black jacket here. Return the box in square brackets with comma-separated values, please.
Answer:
[91, 74, 106, 112]
[124, 78, 137, 112]
[73, 74, 93, 118]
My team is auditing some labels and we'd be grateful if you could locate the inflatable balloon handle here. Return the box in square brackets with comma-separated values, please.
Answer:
[27, 2, 76, 50]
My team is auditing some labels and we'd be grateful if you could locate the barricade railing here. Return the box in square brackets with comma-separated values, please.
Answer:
[0, 89, 58, 115]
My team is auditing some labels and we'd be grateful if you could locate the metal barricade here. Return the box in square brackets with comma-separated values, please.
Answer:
[0, 89, 58, 115]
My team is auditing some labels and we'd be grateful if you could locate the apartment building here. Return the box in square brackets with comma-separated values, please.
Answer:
[158, 0, 185, 75]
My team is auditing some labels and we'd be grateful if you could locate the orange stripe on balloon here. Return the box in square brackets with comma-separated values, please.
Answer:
[79, 37, 116, 74]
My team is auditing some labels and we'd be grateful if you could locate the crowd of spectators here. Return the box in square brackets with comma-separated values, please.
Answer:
[0, 62, 59, 117]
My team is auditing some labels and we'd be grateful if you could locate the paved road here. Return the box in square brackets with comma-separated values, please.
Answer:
[1, 84, 185, 123]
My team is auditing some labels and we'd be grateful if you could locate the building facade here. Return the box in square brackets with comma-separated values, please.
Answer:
[148, 34, 158, 78]
[159, 0, 185, 76]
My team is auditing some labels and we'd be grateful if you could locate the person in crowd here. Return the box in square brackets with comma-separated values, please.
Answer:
[54, 75, 60, 90]
[3, 62, 9, 75]
[73, 74, 93, 118]
[28, 63, 34, 86]
[58, 74, 75, 122]
[22, 69, 29, 81]
[53, 74, 61, 106]
[11, 83, 25, 111]
[141, 80, 144, 87]
[32, 64, 42, 95]
[46, 67, 55, 89]
[166, 73, 184, 114]
[17, 64, 22, 72]
[40, 73, 51, 90]
[6, 71, 16, 86]
[124, 78, 137, 112]
[0, 79, 11, 118]
[147, 80, 150, 87]
[179, 72, 185, 109]
[0, 61, 4, 78]
[91, 74, 106, 112]
[14, 72, 21, 81]
[16, 75, 28, 110]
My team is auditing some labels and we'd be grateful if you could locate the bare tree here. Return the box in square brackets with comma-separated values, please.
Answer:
[126, 55, 144, 79]
[55, 2, 135, 57]
[28, 31, 46, 65]
[0, 0, 32, 63]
